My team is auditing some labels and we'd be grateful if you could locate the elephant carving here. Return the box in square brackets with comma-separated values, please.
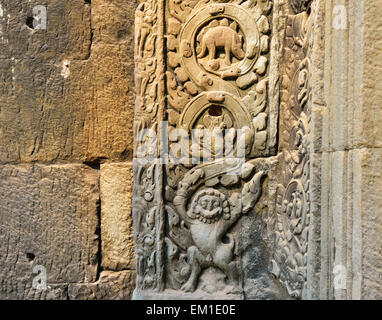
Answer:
[197, 26, 245, 66]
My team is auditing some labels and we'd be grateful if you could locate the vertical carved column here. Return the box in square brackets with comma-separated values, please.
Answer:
[134, 0, 281, 300]
[133, 0, 382, 301]
[265, 0, 315, 299]
[133, 0, 165, 293]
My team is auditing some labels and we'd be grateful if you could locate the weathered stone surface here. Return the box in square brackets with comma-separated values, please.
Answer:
[100, 162, 135, 271]
[23, 284, 69, 300]
[0, 0, 137, 300]
[0, 0, 91, 60]
[133, 0, 285, 299]
[0, 1, 91, 163]
[68, 271, 136, 300]
[0, 0, 135, 163]
[0, 58, 88, 163]
[83, 43, 134, 161]
[359, 0, 382, 149]
[0, 164, 99, 299]
[316, 0, 382, 152]
[239, 208, 289, 300]
[310, 0, 382, 300]
[92, 0, 136, 45]
[316, 148, 382, 300]
[355, 148, 382, 299]
[79, 0, 136, 162]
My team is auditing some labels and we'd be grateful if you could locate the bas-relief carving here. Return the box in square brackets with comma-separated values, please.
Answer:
[133, 0, 276, 299]
[166, 0, 272, 157]
[165, 163, 265, 293]
[133, 0, 315, 299]
[133, 0, 162, 292]
[162, 0, 274, 297]
[266, 0, 314, 299]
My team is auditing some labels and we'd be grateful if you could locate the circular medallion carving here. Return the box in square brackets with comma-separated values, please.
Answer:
[179, 91, 254, 131]
[179, 91, 255, 158]
[280, 180, 307, 238]
[179, 4, 260, 85]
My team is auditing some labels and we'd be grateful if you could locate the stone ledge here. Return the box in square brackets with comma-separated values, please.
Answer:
[68, 271, 136, 300]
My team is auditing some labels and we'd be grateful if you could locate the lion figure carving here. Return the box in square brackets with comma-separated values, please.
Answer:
[168, 168, 264, 292]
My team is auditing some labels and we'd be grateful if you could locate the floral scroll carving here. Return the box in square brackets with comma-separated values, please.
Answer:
[267, 0, 314, 299]
[160, 0, 274, 296]
[133, 0, 163, 292]
[166, 0, 273, 159]
[134, 0, 310, 299]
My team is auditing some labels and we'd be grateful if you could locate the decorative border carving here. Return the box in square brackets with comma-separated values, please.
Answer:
[162, 1, 274, 295]
[268, 0, 314, 299]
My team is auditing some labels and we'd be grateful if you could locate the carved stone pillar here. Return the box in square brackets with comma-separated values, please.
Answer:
[132, 0, 318, 300]
[266, 0, 315, 299]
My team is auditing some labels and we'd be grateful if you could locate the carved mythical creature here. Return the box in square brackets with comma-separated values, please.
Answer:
[197, 25, 245, 65]
[167, 167, 265, 292]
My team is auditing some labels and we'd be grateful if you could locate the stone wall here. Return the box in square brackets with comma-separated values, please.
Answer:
[1, 0, 381, 301]
[0, 0, 137, 300]
[131, 0, 382, 300]
[311, 0, 382, 300]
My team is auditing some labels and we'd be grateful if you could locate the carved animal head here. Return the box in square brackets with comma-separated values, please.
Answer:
[232, 34, 245, 60]
[196, 195, 222, 218]
[188, 188, 230, 223]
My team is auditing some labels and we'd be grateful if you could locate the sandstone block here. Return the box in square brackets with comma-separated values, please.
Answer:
[100, 162, 135, 271]
[0, 0, 135, 164]
[0, 0, 91, 60]
[92, 0, 136, 45]
[359, 0, 382, 149]
[83, 43, 134, 161]
[0, 164, 99, 299]
[0, 58, 89, 163]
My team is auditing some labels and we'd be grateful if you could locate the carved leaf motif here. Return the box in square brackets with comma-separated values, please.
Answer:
[267, 0, 314, 299]
[166, 206, 193, 251]
[135, 0, 275, 295]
